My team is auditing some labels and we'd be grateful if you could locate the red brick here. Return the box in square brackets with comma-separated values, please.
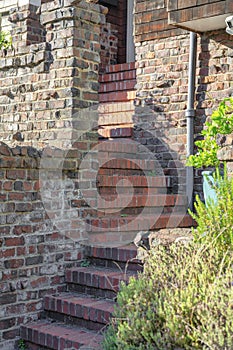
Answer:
[3, 181, 13, 191]
[5, 237, 25, 247]
[6, 170, 26, 180]
[4, 259, 24, 269]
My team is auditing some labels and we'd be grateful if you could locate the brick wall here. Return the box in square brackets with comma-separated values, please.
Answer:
[134, 0, 233, 197]
[99, 17, 118, 73]
[0, 0, 104, 348]
[0, 0, 17, 31]
[1, 0, 233, 346]
[0, 142, 86, 349]
[134, 0, 185, 42]
[0, 0, 104, 148]
[99, 0, 127, 66]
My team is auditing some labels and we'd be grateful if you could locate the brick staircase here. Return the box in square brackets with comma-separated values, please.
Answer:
[93, 63, 193, 246]
[20, 244, 142, 350]
[20, 63, 194, 348]
[98, 62, 136, 139]
[84, 138, 194, 246]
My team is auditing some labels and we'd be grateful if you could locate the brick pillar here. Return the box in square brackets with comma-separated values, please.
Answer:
[0, 2, 107, 347]
[38, 0, 106, 239]
[9, 2, 45, 47]
[0, 0, 105, 148]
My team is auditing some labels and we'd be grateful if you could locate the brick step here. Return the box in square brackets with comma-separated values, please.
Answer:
[98, 125, 134, 139]
[97, 126, 135, 139]
[99, 79, 136, 93]
[66, 266, 137, 300]
[98, 186, 167, 195]
[86, 213, 194, 233]
[97, 168, 160, 178]
[99, 90, 136, 103]
[108, 126, 133, 138]
[99, 69, 136, 84]
[95, 207, 187, 219]
[83, 244, 142, 272]
[98, 158, 162, 170]
[98, 111, 133, 127]
[44, 293, 114, 331]
[98, 101, 134, 115]
[98, 114, 133, 126]
[99, 63, 136, 82]
[96, 194, 187, 210]
[96, 174, 171, 188]
[70, 200, 185, 217]
[97, 138, 138, 153]
[21, 320, 103, 350]
[94, 206, 188, 218]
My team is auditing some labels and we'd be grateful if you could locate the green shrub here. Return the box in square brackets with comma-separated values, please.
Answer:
[103, 244, 233, 350]
[187, 97, 233, 168]
[103, 174, 233, 350]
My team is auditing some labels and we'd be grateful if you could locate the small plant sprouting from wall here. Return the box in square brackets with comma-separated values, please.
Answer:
[18, 338, 27, 350]
[0, 30, 12, 50]
[0, 16, 12, 51]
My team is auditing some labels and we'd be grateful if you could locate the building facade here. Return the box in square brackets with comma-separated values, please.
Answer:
[0, 0, 233, 348]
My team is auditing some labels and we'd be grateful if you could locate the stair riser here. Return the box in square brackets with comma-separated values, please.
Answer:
[68, 283, 117, 300]
[44, 295, 114, 329]
[95, 206, 187, 217]
[99, 70, 136, 83]
[98, 187, 167, 195]
[96, 195, 187, 210]
[24, 342, 49, 350]
[21, 325, 103, 350]
[88, 257, 143, 272]
[45, 311, 107, 332]
[86, 214, 194, 233]
[99, 80, 136, 93]
[97, 168, 167, 177]
[84, 245, 139, 262]
[97, 175, 170, 187]
[83, 245, 142, 271]
[23, 337, 83, 350]
[66, 269, 132, 292]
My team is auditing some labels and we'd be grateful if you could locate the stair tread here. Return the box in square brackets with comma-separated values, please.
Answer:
[97, 174, 171, 188]
[21, 320, 104, 349]
[87, 213, 194, 232]
[65, 266, 137, 293]
[68, 265, 136, 272]
[45, 293, 115, 315]
[97, 194, 187, 209]
[88, 212, 191, 220]
[67, 266, 137, 278]
[83, 243, 140, 262]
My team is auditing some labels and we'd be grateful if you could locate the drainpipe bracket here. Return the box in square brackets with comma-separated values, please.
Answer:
[185, 110, 195, 118]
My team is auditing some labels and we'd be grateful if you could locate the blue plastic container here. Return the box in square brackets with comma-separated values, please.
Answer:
[202, 171, 218, 206]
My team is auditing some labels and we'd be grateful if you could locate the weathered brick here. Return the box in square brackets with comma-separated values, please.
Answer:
[0, 0, 232, 348]
[0, 317, 16, 329]
[0, 0, 102, 346]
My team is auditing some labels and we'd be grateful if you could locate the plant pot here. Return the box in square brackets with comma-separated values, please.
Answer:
[202, 171, 218, 206]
